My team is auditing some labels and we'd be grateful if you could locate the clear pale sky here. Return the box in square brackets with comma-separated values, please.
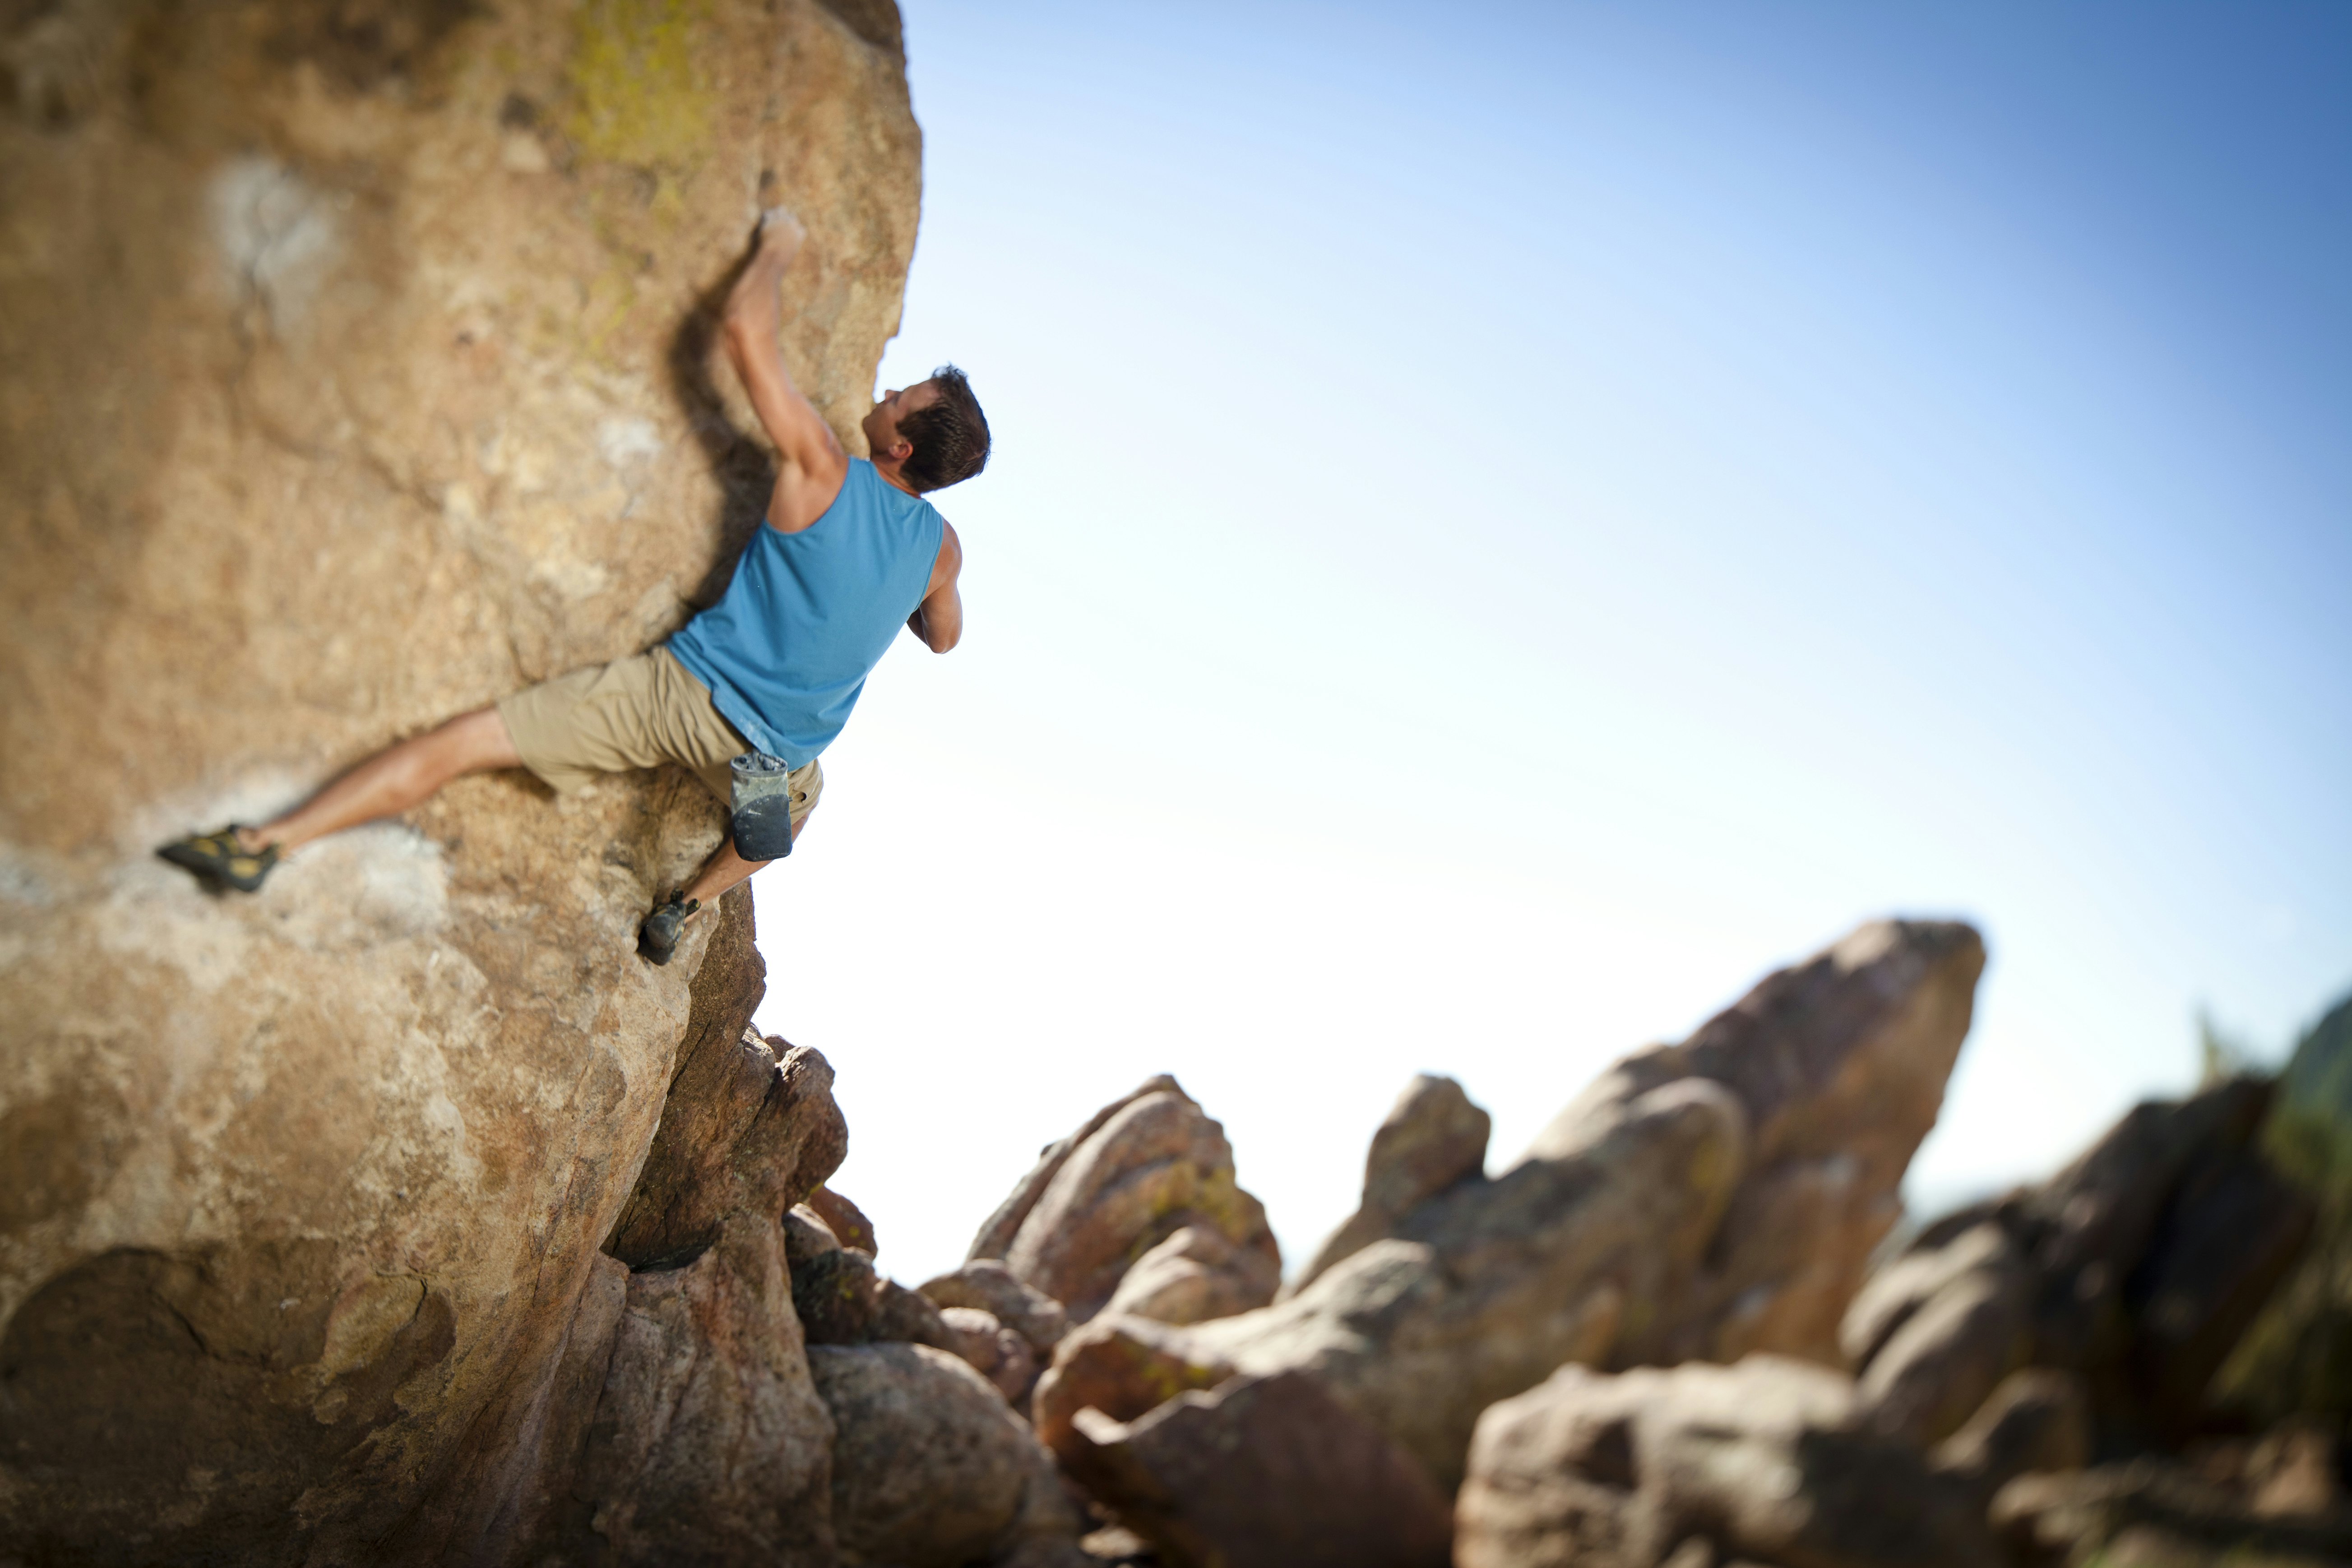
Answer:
[751, 0, 2352, 1287]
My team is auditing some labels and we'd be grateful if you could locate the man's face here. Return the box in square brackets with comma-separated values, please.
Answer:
[863, 378, 942, 461]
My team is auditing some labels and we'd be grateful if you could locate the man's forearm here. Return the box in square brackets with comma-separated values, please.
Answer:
[721, 209, 804, 402]
[721, 291, 782, 392]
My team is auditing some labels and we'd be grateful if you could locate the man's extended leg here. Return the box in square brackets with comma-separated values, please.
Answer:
[247, 707, 521, 853]
[161, 708, 523, 890]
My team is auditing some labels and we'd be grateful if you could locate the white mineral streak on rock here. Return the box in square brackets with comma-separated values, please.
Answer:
[209, 155, 342, 338]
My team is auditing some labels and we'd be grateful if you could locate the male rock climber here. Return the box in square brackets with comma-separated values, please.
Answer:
[158, 208, 986, 964]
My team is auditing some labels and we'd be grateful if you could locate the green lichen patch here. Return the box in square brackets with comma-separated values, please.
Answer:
[565, 0, 711, 170]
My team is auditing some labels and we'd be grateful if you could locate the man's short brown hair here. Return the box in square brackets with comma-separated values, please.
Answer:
[898, 364, 990, 492]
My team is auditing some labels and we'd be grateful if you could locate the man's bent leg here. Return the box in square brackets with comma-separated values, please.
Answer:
[249, 707, 522, 854]
[679, 832, 778, 907]
[637, 815, 806, 962]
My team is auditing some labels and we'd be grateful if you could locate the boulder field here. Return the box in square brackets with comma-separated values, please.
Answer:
[0, 3, 2334, 1565]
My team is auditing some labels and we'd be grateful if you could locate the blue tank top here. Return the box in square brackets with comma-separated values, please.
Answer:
[667, 459, 945, 767]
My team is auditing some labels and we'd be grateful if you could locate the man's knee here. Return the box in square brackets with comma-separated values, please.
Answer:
[438, 706, 523, 774]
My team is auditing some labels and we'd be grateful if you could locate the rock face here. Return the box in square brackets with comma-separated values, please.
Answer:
[790, 1244, 958, 1351]
[1455, 1356, 2007, 1568]
[921, 1258, 1071, 1358]
[970, 1077, 1281, 1326]
[808, 1187, 879, 1257]
[565, 1215, 837, 1565]
[0, 0, 920, 1559]
[1101, 1222, 1278, 1326]
[1843, 1075, 2316, 1449]
[1287, 1073, 1491, 1298]
[1543, 918, 1987, 1368]
[1063, 1370, 1455, 1568]
[1993, 1457, 2352, 1566]
[941, 1304, 1043, 1404]
[1039, 920, 1985, 1508]
[809, 1342, 1086, 1568]
[608, 1029, 847, 1270]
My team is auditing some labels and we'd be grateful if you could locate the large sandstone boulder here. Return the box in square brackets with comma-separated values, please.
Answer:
[1455, 1356, 2006, 1568]
[1038, 920, 1984, 1505]
[969, 1076, 1281, 1326]
[1844, 1075, 2316, 1448]
[0, 0, 920, 1559]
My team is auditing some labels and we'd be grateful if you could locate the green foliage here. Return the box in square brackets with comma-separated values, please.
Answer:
[2201, 1009, 2262, 1088]
[2216, 991, 2352, 1423]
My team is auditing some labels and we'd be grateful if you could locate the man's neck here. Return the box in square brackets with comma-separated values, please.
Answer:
[871, 458, 922, 498]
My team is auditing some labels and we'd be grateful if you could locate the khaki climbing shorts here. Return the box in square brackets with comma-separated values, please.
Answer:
[497, 646, 823, 833]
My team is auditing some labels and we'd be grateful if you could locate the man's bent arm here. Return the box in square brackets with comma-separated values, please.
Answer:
[720, 210, 848, 532]
[908, 521, 963, 652]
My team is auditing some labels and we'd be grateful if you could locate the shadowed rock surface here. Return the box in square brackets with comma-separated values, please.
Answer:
[561, 1215, 838, 1566]
[786, 1203, 846, 1264]
[810, 1341, 1088, 1568]
[791, 1245, 958, 1351]
[1928, 1367, 2093, 1495]
[1456, 1356, 2006, 1568]
[1845, 1075, 2316, 1449]
[0, 0, 918, 1558]
[607, 1026, 846, 1270]
[1993, 1457, 2352, 1567]
[1063, 1369, 1455, 1568]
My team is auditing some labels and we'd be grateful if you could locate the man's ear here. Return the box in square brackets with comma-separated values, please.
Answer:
[886, 435, 913, 462]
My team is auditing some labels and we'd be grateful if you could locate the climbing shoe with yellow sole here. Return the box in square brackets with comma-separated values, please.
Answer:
[157, 826, 281, 893]
[638, 893, 699, 965]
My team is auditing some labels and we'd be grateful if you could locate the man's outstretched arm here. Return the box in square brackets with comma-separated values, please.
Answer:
[908, 520, 963, 652]
[720, 208, 849, 533]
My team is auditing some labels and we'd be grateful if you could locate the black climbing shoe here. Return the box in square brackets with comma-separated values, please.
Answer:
[158, 826, 281, 893]
[637, 893, 699, 965]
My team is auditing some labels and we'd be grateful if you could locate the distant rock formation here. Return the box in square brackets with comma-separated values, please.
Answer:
[1456, 1355, 2021, 1568]
[967, 1076, 1283, 1327]
[1842, 1074, 2315, 1450]
[1037, 919, 1987, 1556]
[1286, 1072, 1491, 1298]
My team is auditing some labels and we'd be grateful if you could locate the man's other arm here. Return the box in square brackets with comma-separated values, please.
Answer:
[720, 209, 849, 533]
[908, 521, 963, 652]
